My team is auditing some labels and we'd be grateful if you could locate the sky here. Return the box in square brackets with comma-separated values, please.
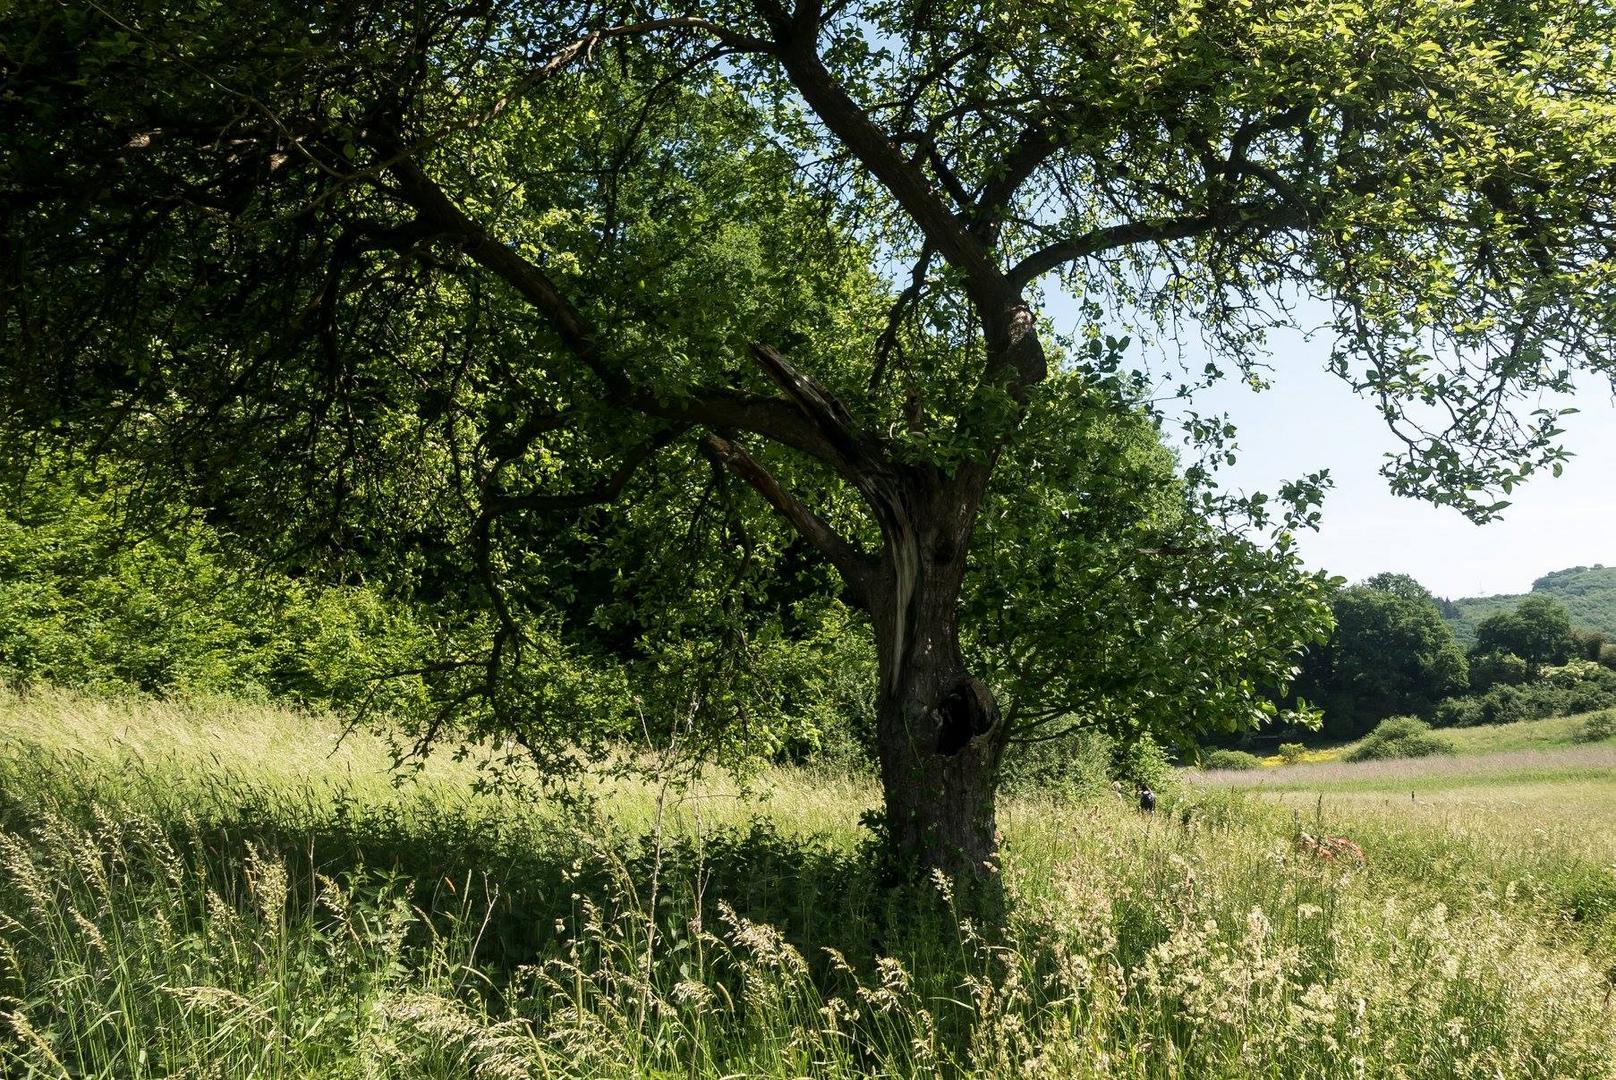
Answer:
[1050, 298, 1616, 601]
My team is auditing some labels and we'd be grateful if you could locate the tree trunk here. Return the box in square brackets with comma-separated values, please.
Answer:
[733, 337, 1032, 883]
[874, 648, 1004, 881]
[866, 482, 1006, 882]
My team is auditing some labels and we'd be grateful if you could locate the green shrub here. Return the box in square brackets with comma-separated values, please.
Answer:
[1574, 709, 1616, 744]
[1001, 728, 1116, 796]
[1003, 729, 1179, 798]
[1476, 687, 1541, 726]
[1471, 686, 1530, 725]
[1277, 742, 1307, 765]
[1564, 679, 1615, 714]
[0, 466, 431, 714]
[1346, 716, 1456, 762]
[1202, 748, 1263, 771]
[1469, 649, 1530, 691]
[1432, 696, 1484, 727]
[1110, 732, 1177, 791]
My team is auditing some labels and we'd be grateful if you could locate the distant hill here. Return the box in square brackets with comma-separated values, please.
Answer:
[1442, 565, 1616, 646]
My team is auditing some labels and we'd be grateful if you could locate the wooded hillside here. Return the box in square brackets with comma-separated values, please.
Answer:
[1445, 566, 1616, 644]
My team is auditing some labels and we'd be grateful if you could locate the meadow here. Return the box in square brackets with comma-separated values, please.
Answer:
[2, 689, 1614, 1078]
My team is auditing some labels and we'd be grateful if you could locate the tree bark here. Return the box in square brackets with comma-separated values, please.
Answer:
[865, 478, 1006, 882]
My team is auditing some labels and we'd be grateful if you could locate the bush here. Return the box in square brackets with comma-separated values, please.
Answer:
[1202, 748, 1263, 771]
[1110, 732, 1177, 791]
[1564, 679, 1615, 715]
[1346, 716, 1456, 762]
[1469, 650, 1530, 691]
[0, 467, 432, 714]
[1001, 728, 1118, 797]
[1003, 728, 1180, 798]
[1429, 668, 1616, 733]
[1432, 696, 1484, 728]
[1473, 685, 1531, 726]
[1277, 742, 1307, 765]
[1574, 709, 1616, 744]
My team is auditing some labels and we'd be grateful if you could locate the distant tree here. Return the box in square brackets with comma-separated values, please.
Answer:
[1472, 597, 1576, 672]
[5, 0, 1616, 876]
[1362, 573, 1437, 605]
[1300, 579, 1469, 738]
[1572, 627, 1610, 664]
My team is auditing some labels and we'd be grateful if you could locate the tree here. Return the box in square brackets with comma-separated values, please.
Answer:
[1361, 573, 1439, 607]
[4, 0, 1615, 875]
[1298, 579, 1469, 738]
[1473, 596, 1577, 673]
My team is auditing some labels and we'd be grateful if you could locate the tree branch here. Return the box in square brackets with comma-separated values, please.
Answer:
[762, 17, 1010, 307]
[701, 432, 874, 601]
[484, 427, 687, 514]
[748, 341, 879, 475]
[970, 126, 1058, 239]
[392, 156, 615, 386]
[1007, 202, 1310, 289]
[388, 156, 856, 470]
[869, 243, 934, 391]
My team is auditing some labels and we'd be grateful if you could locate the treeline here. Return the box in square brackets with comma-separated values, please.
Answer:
[0, 466, 432, 716]
[1274, 572, 1616, 742]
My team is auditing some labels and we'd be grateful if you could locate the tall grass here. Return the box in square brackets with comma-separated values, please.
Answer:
[2, 693, 1614, 1078]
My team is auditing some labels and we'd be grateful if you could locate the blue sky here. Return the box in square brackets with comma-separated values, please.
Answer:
[1048, 296, 1616, 601]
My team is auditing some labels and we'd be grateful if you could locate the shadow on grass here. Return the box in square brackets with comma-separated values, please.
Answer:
[0, 744, 978, 1008]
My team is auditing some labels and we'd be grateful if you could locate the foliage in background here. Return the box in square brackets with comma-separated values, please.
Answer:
[1466, 648, 1532, 692]
[1345, 716, 1456, 763]
[1291, 574, 1468, 739]
[1469, 595, 1577, 677]
[997, 727, 1179, 799]
[1434, 663, 1616, 728]
[0, 468, 886, 769]
[1240, 583, 1616, 757]
[0, 465, 430, 715]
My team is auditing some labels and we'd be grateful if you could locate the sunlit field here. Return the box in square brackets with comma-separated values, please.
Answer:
[1202, 744, 1616, 795]
[3, 689, 1614, 1078]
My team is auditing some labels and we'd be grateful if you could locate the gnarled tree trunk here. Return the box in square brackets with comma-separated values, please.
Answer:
[710, 342, 1032, 881]
[866, 480, 1006, 880]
